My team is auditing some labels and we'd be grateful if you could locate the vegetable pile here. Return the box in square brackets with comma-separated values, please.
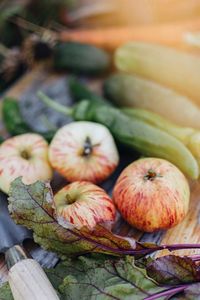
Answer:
[38, 79, 200, 180]
[0, 37, 199, 300]
[4, 177, 200, 299]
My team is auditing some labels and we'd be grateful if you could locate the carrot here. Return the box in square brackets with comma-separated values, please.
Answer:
[65, 0, 200, 27]
[59, 18, 200, 52]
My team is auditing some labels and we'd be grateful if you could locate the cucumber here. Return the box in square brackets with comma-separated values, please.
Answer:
[39, 92, 200, 179]
[69, 77, 111, 105]
[123, 107, 200, 173]
[122, 108, 195, 145]
[53, 42, 111, 75]
[73, 100, 199, 180]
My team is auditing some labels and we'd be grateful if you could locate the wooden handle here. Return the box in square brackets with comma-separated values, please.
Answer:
[8, 259, 59, 300]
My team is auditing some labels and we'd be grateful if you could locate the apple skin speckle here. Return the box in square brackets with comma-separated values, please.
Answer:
[113, 158, 190, 232]
[49, 121, 119, 184]
[0, 133, 53, 194]
[54, 181, 116, 230]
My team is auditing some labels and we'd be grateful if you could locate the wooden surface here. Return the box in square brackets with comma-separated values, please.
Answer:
[0, 67, 199, 283]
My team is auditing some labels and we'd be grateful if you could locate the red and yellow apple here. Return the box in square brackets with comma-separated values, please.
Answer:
[54, 181, 116, 230]
[113, 158, 190, 232]
[49, 121, 119, 183]
[0, 133, 53, 194]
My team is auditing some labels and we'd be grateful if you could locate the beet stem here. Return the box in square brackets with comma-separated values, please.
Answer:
[143, 285, 188, 300]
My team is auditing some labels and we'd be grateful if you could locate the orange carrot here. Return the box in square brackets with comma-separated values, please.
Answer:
[59, 18, 200, 51]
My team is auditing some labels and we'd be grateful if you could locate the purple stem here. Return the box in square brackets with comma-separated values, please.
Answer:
[137, 243, 200, 256]
[143, 285, 188, 300]
[68, 228, 200, 256]
[116, 243, 200, 256]
[187, 255, 200, 261]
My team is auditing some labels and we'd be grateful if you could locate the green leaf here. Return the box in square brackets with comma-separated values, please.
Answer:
[0, 282, 13, 300]
[0, 1, 25, 27]
[47, 256, 163, 300]
[8, 178, 200, 258]
[147, 255, 200, 285]
[8, 177, 152, 258]
[1, 255, 200, 300]
[0, 256, 163, 300]
[7, 178, 200, 300]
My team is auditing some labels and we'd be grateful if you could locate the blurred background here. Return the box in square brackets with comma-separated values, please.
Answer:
[1, 0, 200, 94]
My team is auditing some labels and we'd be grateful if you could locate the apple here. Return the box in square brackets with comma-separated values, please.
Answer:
[0, 133, 53, 194]
[113, 158, 190, 232]
[49, 121, 119, 183]
[54, 181, 116, 229]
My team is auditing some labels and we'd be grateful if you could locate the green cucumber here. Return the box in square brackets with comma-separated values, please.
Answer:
[53, 42, 111, 75]
[122, 108, 195, 145]
[69, 77, 111, 105]
[38, 92, 200, 180]
[73, 101, 199, 179]
[122, 107, 200, 172]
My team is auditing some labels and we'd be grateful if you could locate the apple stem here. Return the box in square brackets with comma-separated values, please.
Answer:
[143, 169, 162, 181]
[37, 91, 73, 116]
[82, 136, 93, 156]
[20, 150, 30, 160]
[65, 193, 76, 204]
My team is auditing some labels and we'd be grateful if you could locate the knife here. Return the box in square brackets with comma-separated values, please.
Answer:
[0, 191, 59, 300]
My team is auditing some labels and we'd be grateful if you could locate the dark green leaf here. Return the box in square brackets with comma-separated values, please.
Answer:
[0, 256, 163, 300]
[147, 255, 200, 285]
[47, 256, 163, 300]
[135, 257, 153, 269]
[0, 1, 25, 27]
[8, 178, 200, 258]
[1, 254, 200, 300]
[0, 282, 13, 300]
[2, 98, 55, 142]
[8, 177, 150, 258]
[2, 97, 32, 136]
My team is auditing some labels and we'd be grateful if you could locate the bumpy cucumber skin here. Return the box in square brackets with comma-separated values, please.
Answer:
[74, 100, 199, 179]
[53, 42, 111, 75]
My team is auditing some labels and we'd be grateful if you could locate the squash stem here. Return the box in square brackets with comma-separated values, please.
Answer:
[37, 91, 73, 116]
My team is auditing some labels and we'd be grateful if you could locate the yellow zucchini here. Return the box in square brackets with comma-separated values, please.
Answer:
[104, 73, 200, 129]
[115, 42, 200, 105]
